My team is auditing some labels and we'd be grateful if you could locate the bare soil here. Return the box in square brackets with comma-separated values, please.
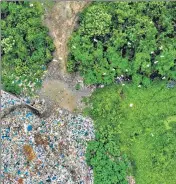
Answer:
[38, 1, 93, 113]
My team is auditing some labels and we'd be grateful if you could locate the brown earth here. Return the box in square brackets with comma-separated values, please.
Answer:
[38, 1, 93, 113]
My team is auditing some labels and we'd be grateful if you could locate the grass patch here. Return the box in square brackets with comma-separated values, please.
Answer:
[85, 81, 176, 184]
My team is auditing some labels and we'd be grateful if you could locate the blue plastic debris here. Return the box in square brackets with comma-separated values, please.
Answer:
[4, 168, 8, 173]
[26, 112, 33, 118]
[50, 143, 54, 148]
[60, 154, 64, 158]
[27, 125, 32, 131]
[6, 128, 10, 133]
[17, 170, 21, 175]
[41, 121, 45, 125]
[52, 176, 57, 180]
[2, 136, 8, 139]
[26, 99, 30, 104]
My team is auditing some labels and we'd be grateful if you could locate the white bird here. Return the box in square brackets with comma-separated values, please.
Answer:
[129, 103, 133, 107]
[93, 38, 98, 42]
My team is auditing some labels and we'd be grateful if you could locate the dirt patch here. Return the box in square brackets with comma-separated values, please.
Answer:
[44, 1, 89, 74]
[38, 1, 93, 113]
[41, 80, 77, 112]
[127, 176, 136, 184]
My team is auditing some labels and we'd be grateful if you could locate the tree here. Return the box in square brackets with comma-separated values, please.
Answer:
[68, 2, 176, 86]
[1, 2, 55, 95]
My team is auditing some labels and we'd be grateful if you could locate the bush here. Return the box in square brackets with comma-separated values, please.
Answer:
[85, 82, 176, 184]
[75, 83, 81, 90]
[86, 125, 129, 184]
[68, 2, 176, 86]
[1, 2, 55, 95]
[80, 5, 112, 36]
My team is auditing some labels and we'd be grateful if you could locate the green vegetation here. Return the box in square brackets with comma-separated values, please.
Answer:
[86, 125, 129, 184]
[1, 1, 176, 183]
[1, 2, 55, 95]
[85, 82, 176, 184]
[75, 83, 81, 90]
[68, 2, 176, 86]
[68, 2, 176, 184]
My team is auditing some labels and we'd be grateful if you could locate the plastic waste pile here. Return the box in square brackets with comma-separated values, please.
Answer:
[1, 91, 95, 184]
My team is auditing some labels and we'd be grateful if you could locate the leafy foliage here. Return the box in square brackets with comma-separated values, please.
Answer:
[85, 82, 176, 184]
[86, 125, 129, 184]
[1, 2, 55, 95]
[80, 5, 112, 36]
[68, 2, 176, 86]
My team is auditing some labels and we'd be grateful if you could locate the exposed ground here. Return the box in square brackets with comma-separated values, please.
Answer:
[38, 1, 93, 113]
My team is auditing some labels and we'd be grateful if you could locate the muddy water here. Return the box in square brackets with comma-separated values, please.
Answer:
[41, 80, 77, 112]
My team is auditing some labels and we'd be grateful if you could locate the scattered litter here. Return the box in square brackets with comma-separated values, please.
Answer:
[1, 93, 95, 183]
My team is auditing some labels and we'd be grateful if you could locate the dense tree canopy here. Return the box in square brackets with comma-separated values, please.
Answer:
[1, 2, 55, 95]
[68, 2, 176, 86]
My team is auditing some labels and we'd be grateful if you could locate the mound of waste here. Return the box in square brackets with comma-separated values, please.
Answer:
[1, 90, 95, 184]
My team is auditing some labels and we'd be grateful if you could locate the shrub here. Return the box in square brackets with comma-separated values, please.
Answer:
[75, 83, 81, 90]
[85, 82, 176, 184]
[86, 129, 129, 184]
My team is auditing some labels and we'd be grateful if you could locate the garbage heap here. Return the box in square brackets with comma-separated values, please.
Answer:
[1, 91, 95, 184]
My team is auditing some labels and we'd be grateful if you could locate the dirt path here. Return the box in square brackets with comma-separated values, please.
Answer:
[38, 2, 93, 113]
[44, 2, 88, 73]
